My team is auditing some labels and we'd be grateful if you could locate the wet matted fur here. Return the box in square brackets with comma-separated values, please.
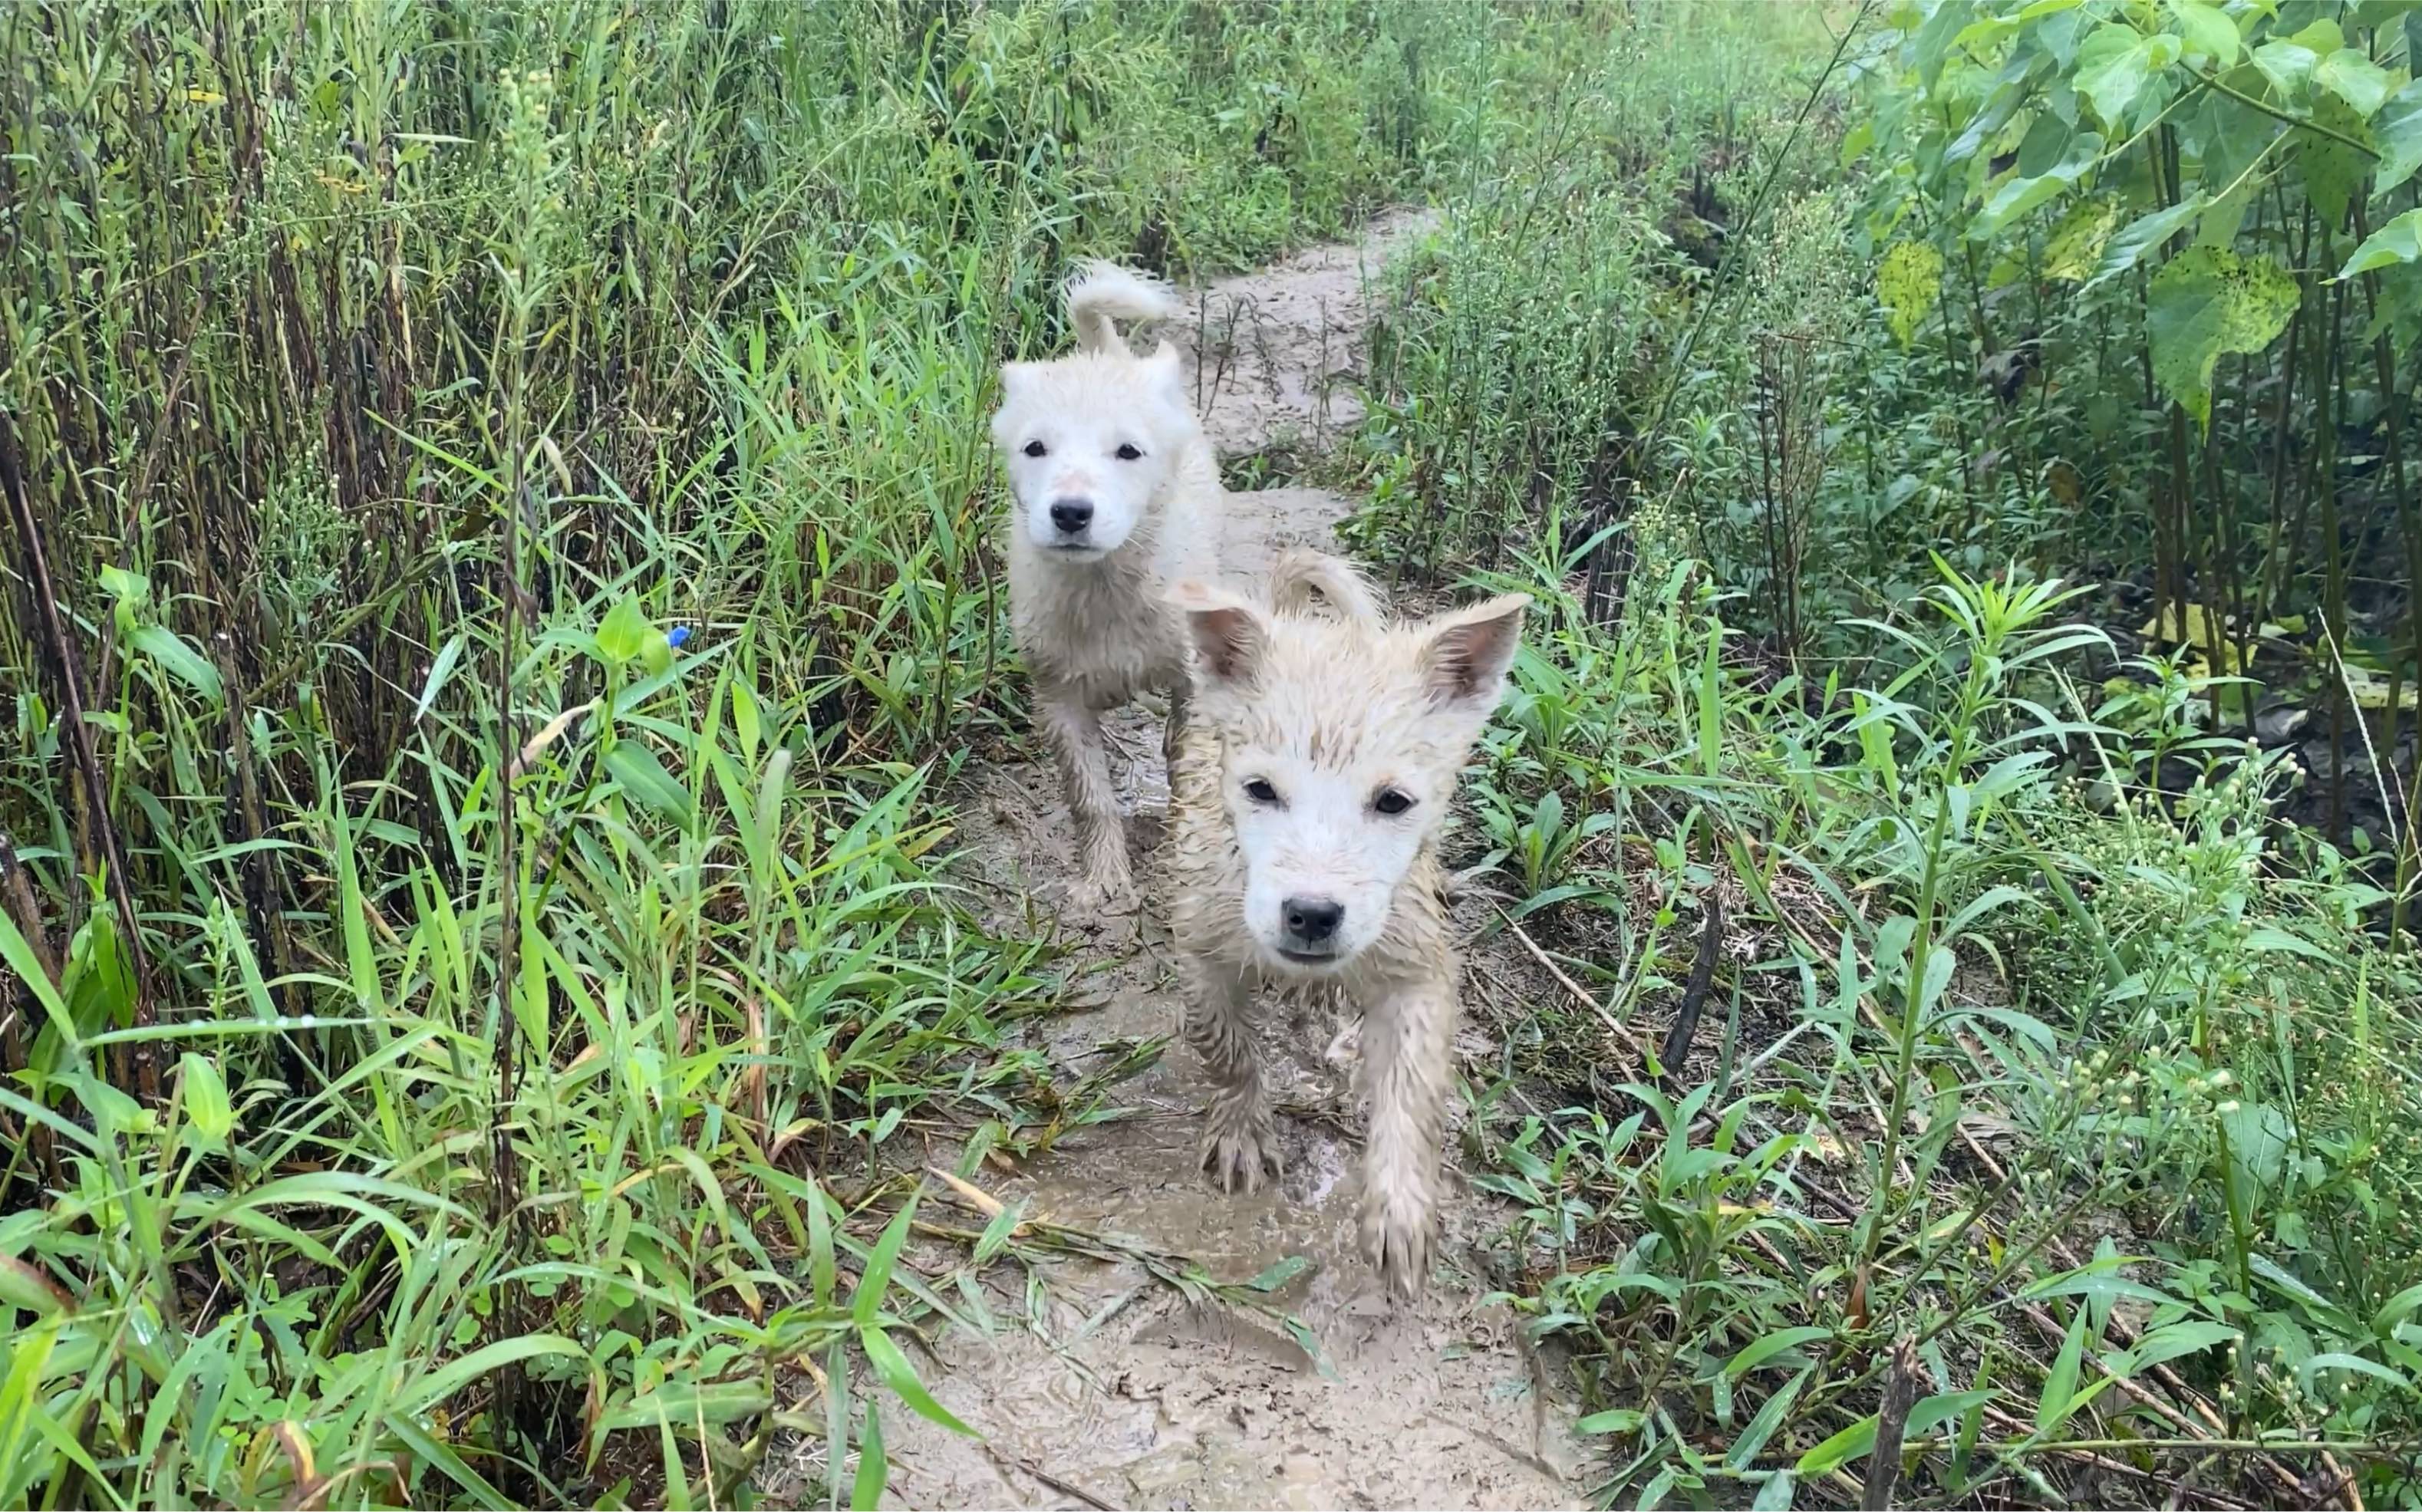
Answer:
[1166, 550, 1527, 1293]
[993, 261, 1225, 915]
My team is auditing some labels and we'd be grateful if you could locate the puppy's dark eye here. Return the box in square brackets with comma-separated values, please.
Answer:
[1373, 787, 1415, 815]
[1244, 778, 1280, 805]
[1115, 443, 1143, 460]
[1023, 440, 1047, 458]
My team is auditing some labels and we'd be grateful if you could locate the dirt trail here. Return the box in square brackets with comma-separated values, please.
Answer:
[787, 213, 1583, 1511]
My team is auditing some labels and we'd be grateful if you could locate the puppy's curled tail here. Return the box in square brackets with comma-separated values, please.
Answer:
[1067, 259, 1180, 357]
[1270, 548, 1385, 625]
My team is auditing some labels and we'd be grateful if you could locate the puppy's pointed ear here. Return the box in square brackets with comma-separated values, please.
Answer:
[1173, 580, 1267, 685]
[1418, 593, 1529, 710]
[1143, 340, 1186, 408]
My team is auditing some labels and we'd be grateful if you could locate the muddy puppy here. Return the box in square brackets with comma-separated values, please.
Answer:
[994, 261, 1224, 917]
[1165, 550, 1527, 1294]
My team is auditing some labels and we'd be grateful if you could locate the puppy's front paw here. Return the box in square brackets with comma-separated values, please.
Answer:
[1359, 1184, 1435, 1297]
[1062, 864, 1137, 922]
[1201, 1115, 1283, 1194]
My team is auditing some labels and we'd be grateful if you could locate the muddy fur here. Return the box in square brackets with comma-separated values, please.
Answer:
[994, 262, 1226, 914]
[1166, 549, 1527, 1293]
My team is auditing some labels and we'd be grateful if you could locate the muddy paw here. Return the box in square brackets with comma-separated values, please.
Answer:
[1201, 1118, 1283, 1194]
[1359, 1188, 1434, 1296]
[1062, 867, 1138, 922]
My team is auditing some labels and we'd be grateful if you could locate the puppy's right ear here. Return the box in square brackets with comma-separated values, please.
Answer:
[1173, 581, 1267, 684]
[997, 362, 1038, 407]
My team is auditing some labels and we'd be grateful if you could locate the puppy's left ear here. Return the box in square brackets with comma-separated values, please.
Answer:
[1143, 340, 1186, 409]
[1172, 580, 1267, 685]
[1419, 593, 1529, 711]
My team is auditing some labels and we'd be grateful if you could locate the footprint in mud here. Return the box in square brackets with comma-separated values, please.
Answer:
[767, 212, 1583, 1512]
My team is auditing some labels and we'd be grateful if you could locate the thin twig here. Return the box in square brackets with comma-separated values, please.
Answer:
[987, 1447, 1122, 1511]
[1494, 907, 1650, 1072]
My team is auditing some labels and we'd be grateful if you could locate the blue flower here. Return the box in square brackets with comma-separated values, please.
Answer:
[667, 625, 692, 650]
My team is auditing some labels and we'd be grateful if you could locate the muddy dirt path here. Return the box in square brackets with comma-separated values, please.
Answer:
[785, 214, 1586, 1510]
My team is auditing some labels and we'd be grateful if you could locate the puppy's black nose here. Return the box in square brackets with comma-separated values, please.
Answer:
[1050, 497, 1094, 534]
[1282, 897, 1343, 944]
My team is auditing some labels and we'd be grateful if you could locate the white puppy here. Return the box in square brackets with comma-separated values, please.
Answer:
[1165, 550, 1527, 1294]
[994, 262, 1224, 915]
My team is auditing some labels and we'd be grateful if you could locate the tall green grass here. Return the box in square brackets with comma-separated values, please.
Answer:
[1339, 2, 2422, 1501]
[0, 1, 1608, 1504]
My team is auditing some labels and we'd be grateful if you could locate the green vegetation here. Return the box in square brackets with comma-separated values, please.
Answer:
[4, 0, 2421, 1508]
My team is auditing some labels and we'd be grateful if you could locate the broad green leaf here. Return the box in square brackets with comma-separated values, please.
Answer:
[2045, 198, 2120, 279]
[596, 595, 649, 665]
[2374, 1281, 2422, 1332]
[1576, 1408, 1647, 1435]
[2373, 81, 2422, 197]
[603, 741, 694, 825]
[1972, 132, 2105, 237]
[2145, 245, 2301, 427]
[130, 624, 222, 701]
[2246, 924, 2329, 957]
[2298, 1352, 2412, 1395]
[2094, 195, 2206, 283]
[2168, 0, 2238, 65]
[1908, 1388, 1996, 1436]
[852, 1191, 919, 1326]
[2302, 94, 2374, 226]
[180, 1052, 232, 1145]
[0, 1257, 73, 1318]
[395, 1334, 590, 1418]
[2015, 110, 2078, 175]
[849, 1396, 886, 1511]
[2200, 180, 2258, 247]
[2316, 48, 2394, 117]
[414, 633, 469, 723]
[1725, 1326, 1835, 1379]
[2076, 24, 2159, 125]
[1880, 242, 1944, 349]
[1728, 1367, 1812, 1469]
[2253, 40, 2318, 97]
[98, 564, 149, 604]
[730, 680, 761, 761]
[1916, 0, 1979, 87]
[2341, 207, 2422, 278]
[597, 1383, 776, 1433]
[1794, 1413, 1877, 1477]
[2037, 1306, 2089, 1433]
[2286, 18, 2346, 56]
[1753, 1471, 1796, 1510]
[2111, 1319, 2239, 1374]
[861, 1327, 974, 1435]
[2227, 1104, 2295, 1191]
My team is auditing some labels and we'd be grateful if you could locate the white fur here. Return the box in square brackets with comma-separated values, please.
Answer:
[1166, 551, 1527, 1293]
[995, 262, 1223, 912]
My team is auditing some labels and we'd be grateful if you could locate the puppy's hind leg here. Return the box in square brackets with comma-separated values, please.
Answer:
[1184, 954, 1280, 1192]
[1040, 688, 1132, 915]
[1357, 977, 1456, 1296]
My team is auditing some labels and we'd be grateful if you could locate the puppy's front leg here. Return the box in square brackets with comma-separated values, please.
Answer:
[1040, 688, 1132, 914]
[1358, 976, 1456, 1295]
[1184, 954, 1280, 1191]
[1162, 683, 1190, 779]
